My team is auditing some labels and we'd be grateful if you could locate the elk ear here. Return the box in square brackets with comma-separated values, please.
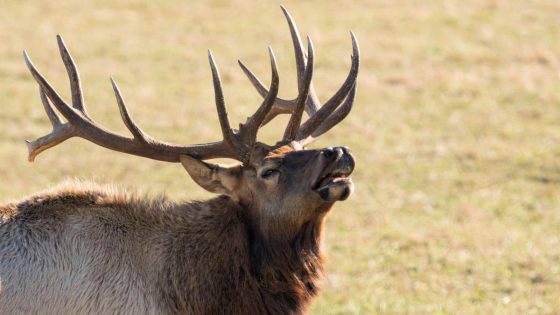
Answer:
[179, 155, 242, 196]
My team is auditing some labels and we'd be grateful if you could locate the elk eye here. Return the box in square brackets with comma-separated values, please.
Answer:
[261, 169, 279, 179]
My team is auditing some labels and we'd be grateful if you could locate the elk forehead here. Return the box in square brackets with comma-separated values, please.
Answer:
[244, 143, 297, 167]
[264, 144, 296, 159]
[248, 143, 314, 168]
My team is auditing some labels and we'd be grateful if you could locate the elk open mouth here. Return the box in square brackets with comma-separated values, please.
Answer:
[313, 168, 354, 202]
[313, 151, 355, 201]
[313, 170, 352, 192]
[314, 172, 353, 192]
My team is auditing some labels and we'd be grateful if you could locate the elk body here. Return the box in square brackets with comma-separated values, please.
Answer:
[0, 7, 359, 315]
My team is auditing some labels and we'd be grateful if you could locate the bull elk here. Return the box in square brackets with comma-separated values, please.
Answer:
[0, 6, 359, 315]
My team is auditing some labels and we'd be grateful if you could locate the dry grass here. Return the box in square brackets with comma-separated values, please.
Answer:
[2, 0, 560, 314]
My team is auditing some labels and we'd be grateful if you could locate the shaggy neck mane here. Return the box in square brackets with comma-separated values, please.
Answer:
[246, 216, 326, 314]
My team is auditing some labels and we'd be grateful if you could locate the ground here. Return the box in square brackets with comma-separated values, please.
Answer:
[1, 0, 560, 314]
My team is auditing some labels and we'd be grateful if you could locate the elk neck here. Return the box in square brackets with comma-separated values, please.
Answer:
[161, 195, 331, 313]
[241, 202, 330, 313]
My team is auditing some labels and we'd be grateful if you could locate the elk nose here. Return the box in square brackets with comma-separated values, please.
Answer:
[322, 146, 345, 161]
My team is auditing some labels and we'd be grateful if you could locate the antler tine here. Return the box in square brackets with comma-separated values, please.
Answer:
[25, 88, 76, 162]
[110, 78, 149, 144]
[296, 32, 360, 140]
[237, 61, 293, 126]
[300, 82, 357, 147]
[280, 5, 306, 91]
[240, 47, 280, 145]
[283, 38, 314, 142]
[280, 5, 320, 117]
[39, 87, 63, 128]
[23, 50, 90, 130]
[238, 61, 293, 109]
[207, 50, 237, 148]
[56, 35, 89, 118]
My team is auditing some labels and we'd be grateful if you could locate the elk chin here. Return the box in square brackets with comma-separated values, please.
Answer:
[315, 177, 354, 202]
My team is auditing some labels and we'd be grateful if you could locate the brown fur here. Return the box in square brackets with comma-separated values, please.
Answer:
[0, 181, 326, 314]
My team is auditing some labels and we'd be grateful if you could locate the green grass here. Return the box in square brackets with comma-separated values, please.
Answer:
[2, 0, 560, 314]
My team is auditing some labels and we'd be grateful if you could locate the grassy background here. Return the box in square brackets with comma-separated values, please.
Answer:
[2, 0, 560, 314]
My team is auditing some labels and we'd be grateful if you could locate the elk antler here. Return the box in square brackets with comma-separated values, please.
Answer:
[238, 6, 360, 146]
[24, 36, 279, 163]
[24, 7, 359, 164]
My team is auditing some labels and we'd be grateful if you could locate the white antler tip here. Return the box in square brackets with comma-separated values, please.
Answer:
[24, 140, 37, 162]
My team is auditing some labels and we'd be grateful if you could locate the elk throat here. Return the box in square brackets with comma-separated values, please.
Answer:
[246, 217, 325, 312]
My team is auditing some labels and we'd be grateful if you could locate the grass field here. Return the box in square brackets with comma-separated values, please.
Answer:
[2, 0, 560, 314]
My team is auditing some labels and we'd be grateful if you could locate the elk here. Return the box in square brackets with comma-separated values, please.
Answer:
[0, 7, 359, 315]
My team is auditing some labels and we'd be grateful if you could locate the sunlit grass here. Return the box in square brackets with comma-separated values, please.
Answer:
[1, 0, 560, 313]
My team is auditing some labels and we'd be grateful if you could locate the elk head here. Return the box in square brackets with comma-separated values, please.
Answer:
[23, 7, 359, 238]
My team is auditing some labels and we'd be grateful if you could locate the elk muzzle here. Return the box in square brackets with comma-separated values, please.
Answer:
[314, 146, 355, 202]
